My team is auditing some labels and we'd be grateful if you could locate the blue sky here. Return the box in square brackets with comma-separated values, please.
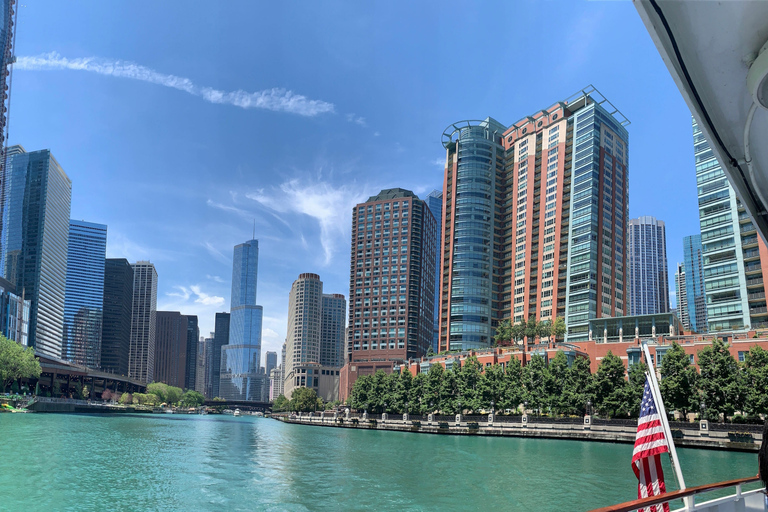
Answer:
[11, 1, 699, 357]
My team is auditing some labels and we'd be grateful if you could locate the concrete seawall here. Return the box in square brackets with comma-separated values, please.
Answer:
[274, 414, 762, 452]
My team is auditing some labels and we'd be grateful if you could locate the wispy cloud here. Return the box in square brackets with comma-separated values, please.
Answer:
[346, 113, 367, 127]
[206, 199, 252, 219]
[206, 274, 225, 284]
[203, 241, 230, 264]
[159, 284, 226, 324]
[247, 179, 370, 265]
[16, 52, 335, 117]
[431, 157, 445, 166]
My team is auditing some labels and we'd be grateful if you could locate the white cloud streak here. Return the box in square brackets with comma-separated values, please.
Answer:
[16, 52, 335, 117]
[247, 179, 369, 265]
[346, 113, 367, 127]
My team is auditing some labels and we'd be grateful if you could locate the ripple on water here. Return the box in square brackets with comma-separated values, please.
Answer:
[0, 414, 759, 511]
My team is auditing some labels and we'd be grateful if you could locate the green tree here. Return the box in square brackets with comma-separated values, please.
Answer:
[118, 393, 132, 405]
[697, 339, 744, 420]
[180, 390, 205, 408]
[290, 387, 320, 412]
[561, 357, 593, 415]
[370, 370, 393, 412]
[147, 382, 169, 403]
[424, 363, 444, 412]
[659, 343, 699, 418]
[502, 357, 525, 412]
[393, 369, 412, 413]
[592, 351, 627, 418]
[272, 394, 289, 412]
[551, 317, 567, 344]
[457, 356, 482, 412]
[439, 367, 459, 413]
[479, 363, 506, 411]
[349, 374, 373, 411]
[511, 320, 526, 346]
[409, 372, 428, 414]
[494, 319, 513, 347]
[544, 350, 568, 414]
[744, 346, 768, 417]
[625, 362, 649, 418]
[0, 335, 42, 392]
[524, 354, 547, 415]
[537, 320, 553, 341]
[524, 316, 538, 344]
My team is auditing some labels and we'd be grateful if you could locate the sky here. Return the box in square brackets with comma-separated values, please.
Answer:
[10, 1, 700, 360]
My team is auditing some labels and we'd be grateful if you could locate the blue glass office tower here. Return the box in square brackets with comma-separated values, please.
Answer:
[1, 146, 72, 359]
[62, 220, 107, 367]
[426, 190, 442, 353]
[219, 239, 265, 401]
[682, 234, 707, 333]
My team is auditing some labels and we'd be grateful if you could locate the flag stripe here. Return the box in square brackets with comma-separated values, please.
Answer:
[632, 377, 670, 512]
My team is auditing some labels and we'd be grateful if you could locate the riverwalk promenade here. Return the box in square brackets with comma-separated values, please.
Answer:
[274, 411, 764, 452]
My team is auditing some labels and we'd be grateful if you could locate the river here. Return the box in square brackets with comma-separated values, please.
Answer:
[0, 413, 759, 511]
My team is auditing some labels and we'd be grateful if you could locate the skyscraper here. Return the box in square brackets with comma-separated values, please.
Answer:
[219, 239, 264, 401]
[628, 216, 670, 315]
[129, 261, 158, 383]
[1, 146, 72, 358]
[340, 188, 436, 400]
[682, 234, 707, 333]
[320, 293, 346, 368]
[153, 311, 188, 388]
[62, 220, 107, 367]
[284, 273, 348, 401]
[425, 189, 443, 353]
[693, 118, 768, 331]
[675, 262, 688, 330]
[0, 276, 29, 345]
[210, 312, 229, 398]
[101, 258, 133, 375]
[0, 1, 17, 165]
[185, 316, 199, 390]
[265, 350, 277, 377]
[439, 87, 629, 348]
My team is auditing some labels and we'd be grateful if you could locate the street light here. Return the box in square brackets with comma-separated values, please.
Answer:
[490, 400, 495, 415]
[524, 400, 528, 415]
[405, 401, 409, 415]
[383, 402, 387, 415]
[700, 399, 706, 421]
[586, 400, 592, 416]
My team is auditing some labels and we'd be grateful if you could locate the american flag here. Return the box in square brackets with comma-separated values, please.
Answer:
[632, 377, 670, 512]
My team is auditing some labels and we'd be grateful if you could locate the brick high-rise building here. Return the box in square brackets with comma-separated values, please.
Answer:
[339, 188, 436, 400]
[438, 87, 629, 349]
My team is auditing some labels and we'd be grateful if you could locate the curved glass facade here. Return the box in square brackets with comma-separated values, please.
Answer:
[444, 119, 505, 350]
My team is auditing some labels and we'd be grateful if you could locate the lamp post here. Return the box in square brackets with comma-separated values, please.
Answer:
[490, 400, 495, 415]
[405, 401, 409, 415]
[524, 400, 528, 415]
[700, 399, 706, 422]
[586, 399, 592, 417]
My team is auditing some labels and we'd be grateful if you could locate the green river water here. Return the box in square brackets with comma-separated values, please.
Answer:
[0, 413, 759, 511]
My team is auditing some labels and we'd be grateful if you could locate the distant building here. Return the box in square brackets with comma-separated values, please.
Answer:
[219, 239, 265, 401]
[425, 189, 442, 353]
[153, 311, 188, 388]
[682, 234, 707, 333]
[101, 259, 133, 375]
[339, 188, 436, 401]
[265, 351, 277, 377]
[185, 316, 199, 390]
[211, 312, 230, 398]
[269, 366, 283, 402]
[320, 294, 346, 368]
[1, 145, 72, 359]
[628, 216, 669, 316]
[675, 262, 689, 330]
[62, 220, 106, 368]
[129, 261, 158, 383]
[283, 273, 346, 401]
[0, 276, 29, 345]
[195, 336, 208, 395]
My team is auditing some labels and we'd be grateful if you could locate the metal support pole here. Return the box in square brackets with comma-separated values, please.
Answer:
[642, 341, 692, 510]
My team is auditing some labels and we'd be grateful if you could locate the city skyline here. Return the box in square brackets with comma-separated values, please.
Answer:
[9, 1, 711, 356]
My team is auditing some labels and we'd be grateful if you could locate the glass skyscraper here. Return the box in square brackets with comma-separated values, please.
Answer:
[439, 88, 629, 348]
[628, 216, 669, 316]
[0, 0, 16, 166]
[693, 119, 768, 331]
[682, 234, 707, 333]
[62, 220, 107, 367]
[185, 315, 199, 390]
[219, 239, 265, 401]
[426, 190, 442, 353]
[1, 146, 72, 359]
[101, 258, 133, 375]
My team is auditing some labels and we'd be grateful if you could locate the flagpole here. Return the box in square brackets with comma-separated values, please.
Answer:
[641, 341, 692, 510]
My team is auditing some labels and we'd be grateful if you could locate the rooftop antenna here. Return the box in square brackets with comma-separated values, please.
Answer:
[252, 219, 255, 240]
